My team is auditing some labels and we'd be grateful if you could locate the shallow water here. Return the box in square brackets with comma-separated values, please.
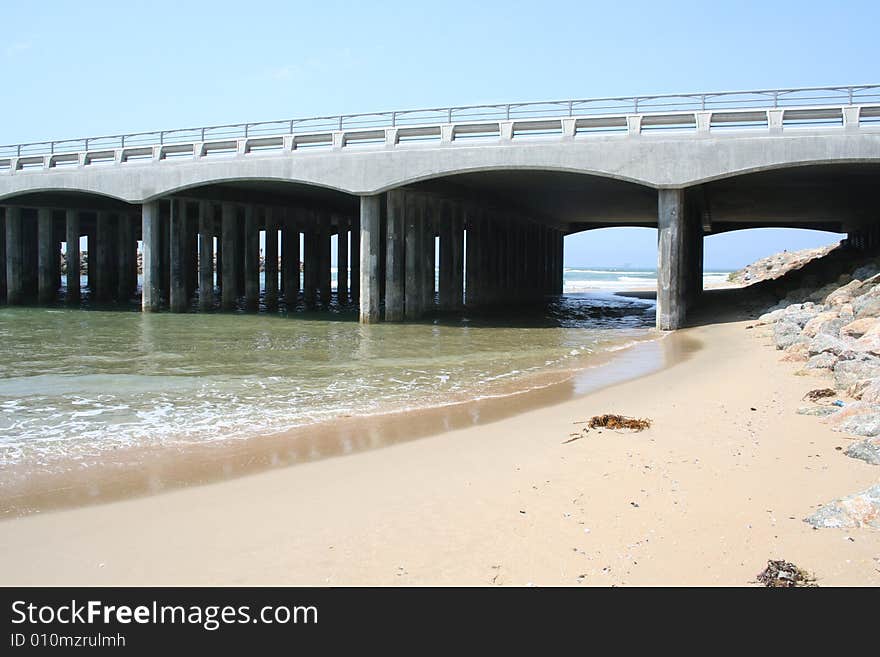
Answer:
[0, 291, 656, 475]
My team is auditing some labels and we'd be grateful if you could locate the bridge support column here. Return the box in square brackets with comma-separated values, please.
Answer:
[94, 211, 115, 303]
[142, 201, 161, 312]
[336, 217, 348, 305]
[465, 209, 481, 307]
[303, 220, 317, 310]
[424, 199, 435, 312]
[282, 213, 299, 305]
[5, 207, 23, 305]
[405, 193, 423, 319]
[359, 194, 382, 324]
[169, 200, 188, 313]
[384, 190, 405, 321]
[197, 202, 214, 311]
[657, 188, 700, 330]
[438, 200, 453, 311]
[265, 208, 279, 310]
[117, 213, 134, 302]
[38, 208, 56, 304]
[0, 210, 6, 304]
[221, 202, 239, 311]
[318, 216, 332, 307]
[244, 205, 259, 311]
[350, 215, 360, 306]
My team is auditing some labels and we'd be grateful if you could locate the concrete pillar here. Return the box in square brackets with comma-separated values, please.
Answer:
[350, 215, 360, 305]
[94, 211, 114, 302]
[424, 199, 436, 311]
[336, 217, 348, 304]
[264, 208, 279, 310]
[465, 209, 480, 307]
[221, 202, 239, 310]
[186, 210, 199, 300]
[5, 207, 23, 305]
[142, 201, 161, 312]
[657, 189, 690, 330]
[303, 219, 317, 310]
[318, 215, 332, 306]
[38, 208, 56, 304]
[405, 193, 422, 319]
[359, 194, 382, 323]
[22, 217, 38, 301]
[169, 199, 188, 313]
[384, 190, 405, 321]
[244, 205, 259, 311]
[117, 213, 134, 302]
[160, 209, 170, 302]
[0, 211, 6, 303]
[235, 216, 245, 299]
[281, 212, 300, 304]
[450, 204, 464, 311]
[438, 201, 452, 311]
[198, 201, 214, 311]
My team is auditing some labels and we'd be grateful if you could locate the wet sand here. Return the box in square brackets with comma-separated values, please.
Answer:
[1, 294, 879, 585]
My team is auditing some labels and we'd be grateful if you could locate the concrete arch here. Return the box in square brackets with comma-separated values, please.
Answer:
[0, 186, 134, 207]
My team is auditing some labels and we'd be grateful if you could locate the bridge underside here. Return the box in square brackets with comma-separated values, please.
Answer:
[1, 163, 878, 329]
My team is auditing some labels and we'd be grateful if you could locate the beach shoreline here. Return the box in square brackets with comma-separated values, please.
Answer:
[1, 291, 878, 586]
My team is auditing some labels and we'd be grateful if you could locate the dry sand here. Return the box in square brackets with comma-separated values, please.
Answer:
[1, 308, 878, 586]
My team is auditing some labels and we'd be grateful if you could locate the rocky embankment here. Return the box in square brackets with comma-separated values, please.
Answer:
[746, 242, 880, 529]
[728, 244, 837, 286]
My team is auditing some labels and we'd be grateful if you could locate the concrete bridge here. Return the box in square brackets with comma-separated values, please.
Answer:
[1, 84, 879, 328]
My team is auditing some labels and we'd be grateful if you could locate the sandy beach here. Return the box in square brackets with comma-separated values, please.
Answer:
[1, 294, 878, 586]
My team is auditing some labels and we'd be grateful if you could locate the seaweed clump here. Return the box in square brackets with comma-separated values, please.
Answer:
[588, 414, 652, 431]
[755, 560, 817, 588]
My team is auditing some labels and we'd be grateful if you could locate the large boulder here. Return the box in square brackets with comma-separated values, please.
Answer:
[854, 331, 880, 357]
[833, 356, 880, 388]
[840, 317, 878, 339]
[805, 353, 838, 370]
[825, 401, 880, 437]
[807, 333, 856, 358]
[774, 321, 804, 350]
[804, 484, 880, 529]
[845, 438, 880, 465]
[801, 311, 842, 338]
[853, 284, 880, 318]
[825, 279, 865, 307]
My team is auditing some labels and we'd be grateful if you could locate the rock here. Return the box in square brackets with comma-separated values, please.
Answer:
[807, 334, 856, 358]
[825, 401, 880, 437]
[804, 484, 880, 529]
[854, 332, 880, 356]
[825, 279, 864, 306]
[853, 263, 880, 281]
[845, 438, 880, 465]
[853, 285, 880, 318]
[774, 320, 805, 350]
[796, 406, 838, 417]
[801, 311, 841, 338]
[840, 317, 877, 339]
[756, 308, 786, 325]
[858, 380, 880, 403]
[833, 356, 880, 388]
[805, 353, 838, 370]
[781, 342, 809, 362]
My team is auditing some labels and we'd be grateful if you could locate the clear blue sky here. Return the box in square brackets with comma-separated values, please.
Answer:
[3, 0, 875, 268]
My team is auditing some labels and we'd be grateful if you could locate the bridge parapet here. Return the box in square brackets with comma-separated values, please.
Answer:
[2, 84, 879, 175]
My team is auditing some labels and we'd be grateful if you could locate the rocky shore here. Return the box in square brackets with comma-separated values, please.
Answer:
[745, 240, 880, 530]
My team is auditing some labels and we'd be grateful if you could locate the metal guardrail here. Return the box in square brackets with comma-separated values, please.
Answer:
[1, 84, 879, 159]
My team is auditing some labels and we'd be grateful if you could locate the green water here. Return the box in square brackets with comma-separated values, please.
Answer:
[0, 292, 655, 473]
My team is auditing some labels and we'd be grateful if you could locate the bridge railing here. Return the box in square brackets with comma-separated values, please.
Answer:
[2, 84, 879, 159]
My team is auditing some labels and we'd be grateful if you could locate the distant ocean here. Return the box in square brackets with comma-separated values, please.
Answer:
[563, 267, 731, 292]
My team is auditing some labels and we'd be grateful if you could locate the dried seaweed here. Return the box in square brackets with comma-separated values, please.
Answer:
[755, 560, 817, 587]
[588, 414, 652, 431]
[802, 388, 836, 402]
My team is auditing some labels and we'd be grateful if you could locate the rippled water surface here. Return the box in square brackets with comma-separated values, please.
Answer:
[0, 292, 655, 470]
